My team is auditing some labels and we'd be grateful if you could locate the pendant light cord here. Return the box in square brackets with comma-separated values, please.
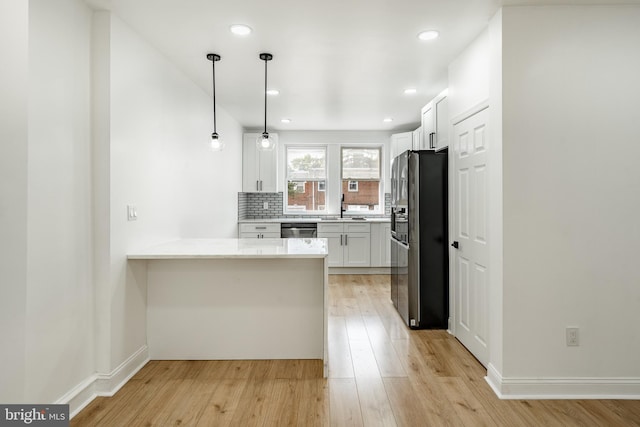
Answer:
[212, 58, 217, 134]
[263, 57, 268, 134]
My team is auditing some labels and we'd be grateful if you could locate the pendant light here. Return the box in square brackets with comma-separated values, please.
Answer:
[257, 53, 276, 151]
[207, 53, 224, 151]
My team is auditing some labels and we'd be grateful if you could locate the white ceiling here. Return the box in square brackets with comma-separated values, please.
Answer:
[96, 0, 638, 132]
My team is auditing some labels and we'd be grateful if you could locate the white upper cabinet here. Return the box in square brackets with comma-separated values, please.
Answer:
[242, 133, 278, 192]
[433, 92, 449, 151]
[420, 102, 434, 150]
[420, 89, 448, 151]
[390, 131, 413, 162]
[412, 126, 423, 151]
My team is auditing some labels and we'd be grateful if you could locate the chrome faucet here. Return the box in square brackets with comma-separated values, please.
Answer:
[340, 194, 346, 218]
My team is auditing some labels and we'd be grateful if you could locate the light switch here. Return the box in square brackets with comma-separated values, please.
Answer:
[127, 205, 137, 221]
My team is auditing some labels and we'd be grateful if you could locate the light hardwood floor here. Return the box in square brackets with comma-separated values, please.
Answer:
[72, 275, 640, 426]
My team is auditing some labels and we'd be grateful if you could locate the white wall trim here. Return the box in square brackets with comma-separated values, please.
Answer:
[486, 363, 640, 400]
[57, 345, 149, 419]
[451, 99, 489, 126]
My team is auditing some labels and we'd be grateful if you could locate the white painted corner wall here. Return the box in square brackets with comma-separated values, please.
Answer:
[105, 12, 243, 374]
[0, 0, 243, 413]
[0, 0, 29, 404]
[498, 5, 640, 395]
[450, 5, 640, 398]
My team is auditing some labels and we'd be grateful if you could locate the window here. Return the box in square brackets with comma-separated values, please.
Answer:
[341, 147, 381, 213]
[286, 147, 327, 213]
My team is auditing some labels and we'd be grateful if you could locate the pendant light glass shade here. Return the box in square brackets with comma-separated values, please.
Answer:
[207, 53, 224, 151]
[257, 53, 276, 151]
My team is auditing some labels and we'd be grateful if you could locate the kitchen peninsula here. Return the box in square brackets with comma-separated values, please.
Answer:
[128, 238, 328, 375]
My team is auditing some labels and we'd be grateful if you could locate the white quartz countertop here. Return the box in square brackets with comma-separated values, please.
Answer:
[239, 217, 391, 223]
[127, 238, 328, 259]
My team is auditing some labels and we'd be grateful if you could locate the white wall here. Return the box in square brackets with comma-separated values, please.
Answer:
[0, 0, 29, 404]
[105, 14, 243, 370]
[274, 131, 392, 215]
[25, 0, 95, 403]
[501, 6, 640, 381]
[448, 29, 490, 121]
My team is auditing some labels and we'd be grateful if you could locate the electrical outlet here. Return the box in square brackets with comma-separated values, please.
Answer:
[566, 327, 579, 346]
[263, 202, 269, 210]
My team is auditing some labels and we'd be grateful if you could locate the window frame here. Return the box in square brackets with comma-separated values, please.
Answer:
[284, 145, 328, 215]
[340, 146, 383, 215]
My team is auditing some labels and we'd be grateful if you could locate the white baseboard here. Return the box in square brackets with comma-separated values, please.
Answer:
[57, 345, 149, 419]
[486, 363, 640, 399]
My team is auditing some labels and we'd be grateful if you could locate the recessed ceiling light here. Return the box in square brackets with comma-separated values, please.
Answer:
[417, 30, 439, 41]
[266, 89, 279, 96]
[281, 118, 291, 124]
[230, 24, 252, 36]
[404, 88, 417, 95]
[383, 118, 393, 123]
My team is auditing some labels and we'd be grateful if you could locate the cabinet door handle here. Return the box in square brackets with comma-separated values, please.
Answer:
[256, 180, 259, 191]
[345, 234, 348, 245]
[256, 226, 267, 230]
[429, 132, 436, 149]
[340, 235, 343, 246]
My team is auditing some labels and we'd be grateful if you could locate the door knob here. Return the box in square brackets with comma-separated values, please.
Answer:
[451, 241, 459, 249]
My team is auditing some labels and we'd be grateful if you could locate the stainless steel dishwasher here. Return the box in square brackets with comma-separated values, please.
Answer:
[280, 222, 317, 238]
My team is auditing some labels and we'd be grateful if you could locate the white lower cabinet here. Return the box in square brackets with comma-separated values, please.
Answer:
[317, 222, 371, 267]
[370, 222, 391, 267]
[238, 223, 280, 239]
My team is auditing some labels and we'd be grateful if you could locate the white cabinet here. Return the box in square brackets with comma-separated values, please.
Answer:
[420, 102, 434, 150]
[411, 126, 422, 151]
[317, 222, 371, 267]
[370, 222, 391, 267]
[390, 132, 413, 162]
[238, 223, 281, 239]
[420, 90, 448, 151]
[242, 133, 278, 192]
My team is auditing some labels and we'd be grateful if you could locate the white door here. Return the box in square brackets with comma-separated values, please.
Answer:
[452, 106, 489, 366]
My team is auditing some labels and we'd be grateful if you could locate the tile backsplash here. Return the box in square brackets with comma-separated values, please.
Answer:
[238, 192, 392, 220]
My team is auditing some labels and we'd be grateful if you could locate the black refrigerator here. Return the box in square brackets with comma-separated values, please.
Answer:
[390, 149, 448, 329]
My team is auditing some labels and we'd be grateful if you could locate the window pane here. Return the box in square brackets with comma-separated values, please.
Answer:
[342, 180, 379, 211]
[287, 180, 326, 212]
[286, 146, 327, 213]
[342, 148, 380, 180]
[287, 147, 326, 180]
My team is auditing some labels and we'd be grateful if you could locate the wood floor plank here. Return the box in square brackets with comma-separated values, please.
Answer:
[362, 315, 406, 378]
[383, 377, 450, 427]
[355, 377, 397, 426]
[329, 378, 364, 427]
[195, 378, 248, 427]
[328, 316, 355, 378]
